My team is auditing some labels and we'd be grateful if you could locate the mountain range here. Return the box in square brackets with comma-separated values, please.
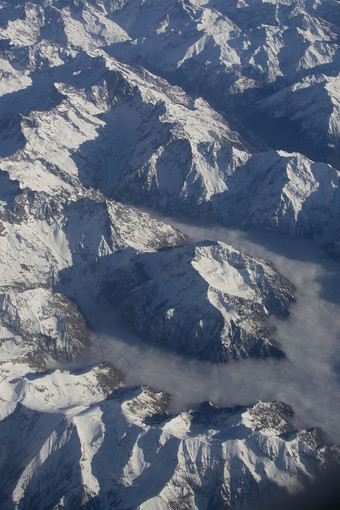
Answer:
[0, 0, 340, 508]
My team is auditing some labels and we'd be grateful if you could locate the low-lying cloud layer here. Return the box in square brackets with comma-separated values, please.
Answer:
[64, 219, 340, 443]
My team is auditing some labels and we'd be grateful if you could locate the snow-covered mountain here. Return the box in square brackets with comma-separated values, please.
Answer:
[1, 0, 340, 236]
[0, 184, 186, 366]
[0, 0, 340, 508]
[1, 379, 338, 510]
[105, 240, 294, 361]
[101, 0, 340, 166]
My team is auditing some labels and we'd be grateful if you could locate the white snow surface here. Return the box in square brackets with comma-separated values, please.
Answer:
[0, 380, 337, 510]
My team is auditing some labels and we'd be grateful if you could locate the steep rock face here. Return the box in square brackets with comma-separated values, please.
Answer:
[0, 289, 90, 367]
[0, 382, 338, 510]
[104, 241, 295, 361]
[0, 362, 124, 510]
[0, 187, 86, 367]
[324, 237, 340, 260]
[60, 193, 186, 301]
[0, 184, 185, 367]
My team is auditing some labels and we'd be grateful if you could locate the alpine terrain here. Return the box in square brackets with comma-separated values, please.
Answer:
[0, 0, 340, 508]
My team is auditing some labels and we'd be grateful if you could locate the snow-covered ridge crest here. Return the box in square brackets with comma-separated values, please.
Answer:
[0, 183, 186, 366]
[0, 384, 338, 510]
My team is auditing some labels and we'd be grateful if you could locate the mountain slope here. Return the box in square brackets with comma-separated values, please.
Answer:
[1, 0, 340, 237]
[104, 240, 295, 361]
[101, 0, 340, 166]
[0, 381, 338, 510]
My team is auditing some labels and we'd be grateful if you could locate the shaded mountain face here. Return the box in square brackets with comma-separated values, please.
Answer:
[103, 241, 295, 361]
[0, 0, 340, 509]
